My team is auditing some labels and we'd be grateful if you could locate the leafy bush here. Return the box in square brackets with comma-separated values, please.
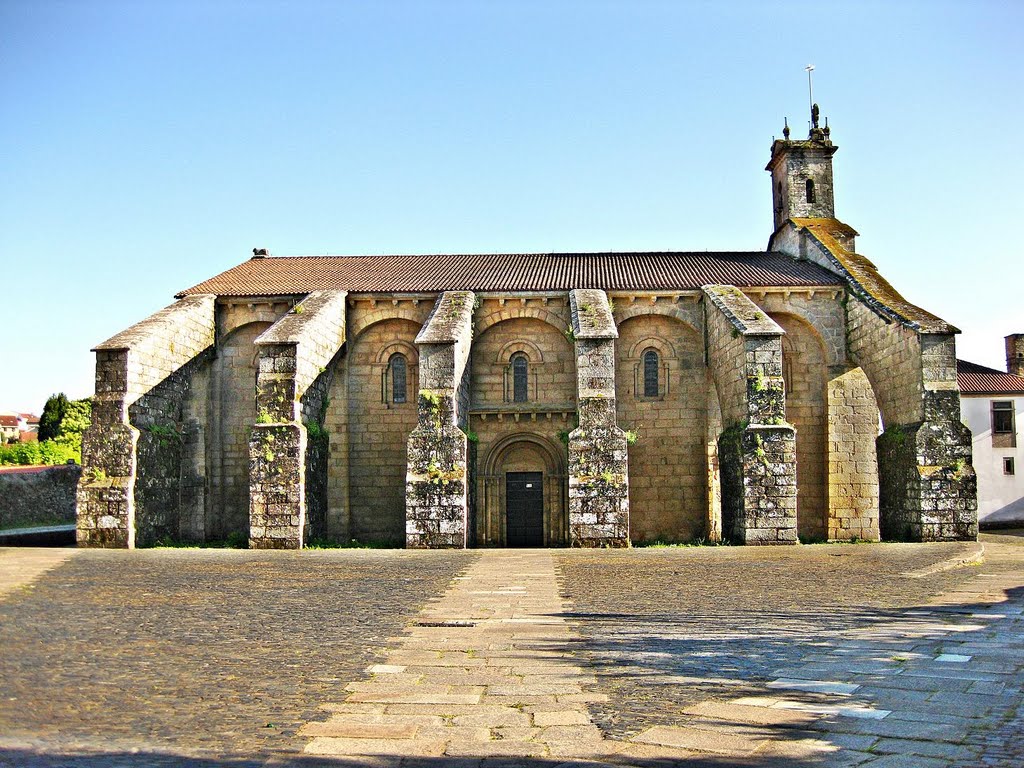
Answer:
[1, 393, 91, 466]
[0, 440, 79, 466]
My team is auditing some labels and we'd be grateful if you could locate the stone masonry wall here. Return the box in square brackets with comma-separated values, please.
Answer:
[847, 301, 926, 427]
[827, 366, 880, 541]
[210, 322, 269, 541]
[567, 289, 629, 547]
[248, 423, 304, 549]
[128, 350, 212, 546]
[703, 285, 797, 544]
[0, 465, 82, 530]
[78, 295, 216, 548]
[775, 314, 828, 540]
[406, 292, 475, 548]
[249, 290, 346, 549]
[615, 314, 708, 542]
[335, 317, 422, 545]
[470, 315, 576, 409]
[850, 301, 977, 541]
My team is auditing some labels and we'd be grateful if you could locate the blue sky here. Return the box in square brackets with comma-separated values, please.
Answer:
[2, 0, 1021, 413]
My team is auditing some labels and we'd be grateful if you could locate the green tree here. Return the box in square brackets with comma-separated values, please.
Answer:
[38, 393, 69, 441]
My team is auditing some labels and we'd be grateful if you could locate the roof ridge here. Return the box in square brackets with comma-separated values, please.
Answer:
[252, 250, 780, 260]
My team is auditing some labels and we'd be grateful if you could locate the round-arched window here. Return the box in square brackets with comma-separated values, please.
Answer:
[389, 353, 408, 404]
[642, 349, 659, 397]
[512, 353, 528, 403]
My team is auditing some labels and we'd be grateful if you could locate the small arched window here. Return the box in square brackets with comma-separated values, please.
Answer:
[643, 349, 660, 397]
[512, 353, 528, 403]
[389, 353, 407, 404]
[805, 178, 816, 204]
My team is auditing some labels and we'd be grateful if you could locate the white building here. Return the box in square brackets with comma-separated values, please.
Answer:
[958, 334, 1024, 528]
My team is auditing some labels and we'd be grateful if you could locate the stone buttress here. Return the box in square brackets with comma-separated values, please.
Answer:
[405, 292, 475, 548]
[703, 284, 798, 544]
[77, 295, 216, 547]
[248, 290, 347, 549]
[771, 219, 976, 541]
[567, 289, 630, 547]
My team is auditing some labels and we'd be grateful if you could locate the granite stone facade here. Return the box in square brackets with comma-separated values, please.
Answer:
[76, 112, 977, 548]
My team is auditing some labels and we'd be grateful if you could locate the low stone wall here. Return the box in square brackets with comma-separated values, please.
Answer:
[0, 465, 82, 530]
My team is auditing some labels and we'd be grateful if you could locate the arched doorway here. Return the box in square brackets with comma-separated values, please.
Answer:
[478, 433, 567, 547]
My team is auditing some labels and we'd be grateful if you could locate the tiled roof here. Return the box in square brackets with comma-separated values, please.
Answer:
[176, 251, 843, 297]
[0, 415, 19, 428]
[957, 360, 1024, 395]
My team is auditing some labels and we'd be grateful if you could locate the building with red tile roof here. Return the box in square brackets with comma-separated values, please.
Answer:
[958, 340, 1024, 528]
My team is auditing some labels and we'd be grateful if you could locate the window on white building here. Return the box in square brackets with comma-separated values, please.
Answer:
[993, 401, 1014, 433]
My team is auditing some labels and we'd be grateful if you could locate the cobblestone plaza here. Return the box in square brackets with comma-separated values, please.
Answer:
[2, 534, 1022, 766]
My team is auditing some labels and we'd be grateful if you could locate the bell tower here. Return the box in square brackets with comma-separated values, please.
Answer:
[766, 104, 838, 231]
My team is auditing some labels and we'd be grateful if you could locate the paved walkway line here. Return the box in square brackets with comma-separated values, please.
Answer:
[301, 550, 714, 762]
[0, 547, 78, 600]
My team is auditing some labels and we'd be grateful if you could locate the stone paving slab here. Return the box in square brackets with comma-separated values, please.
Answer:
[299, 550, 666, 762]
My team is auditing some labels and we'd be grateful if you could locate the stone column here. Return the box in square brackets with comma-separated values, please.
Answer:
[703, 284, 797, 545]
[567, 289, 629, 547]
[77, 295, 217, 548]
[248, 290, 347, 549]
[406, 292, 475, 548]
[826, 365, 880, 541]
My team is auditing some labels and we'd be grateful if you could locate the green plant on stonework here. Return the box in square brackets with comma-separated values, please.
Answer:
[565, 325, 576, 343]
[879, 424, 906, 448]
[420, 390, 443, 429]
[426, 459, 464, 485]
[291, 304, 304, 314]
[751, 433, 768, 465]
[225, 531, 249, 549]
[305, 420, 327, 439]
[145, 423, 181, 448]
[460, 426, 478, 443]
[86, 467, 108, 483]
[731, 327, 741, 340]
[600, 470, 615, 484]
[256, 408, 273, 424]
[607, 298, 616, 313]
[624, 429, 639, 445]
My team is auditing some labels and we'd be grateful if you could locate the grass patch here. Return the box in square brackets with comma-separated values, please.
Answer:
[635, 537, 731, 548]
[304, 538, 394, 549]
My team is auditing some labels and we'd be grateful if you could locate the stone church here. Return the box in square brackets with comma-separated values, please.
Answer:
[76, 109, 978, 549]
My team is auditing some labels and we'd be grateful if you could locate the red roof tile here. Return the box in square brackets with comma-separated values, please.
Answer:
[176, 251, 843, 298]
[957, 360, 1024, 395]
[0, 415, 19, 427]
